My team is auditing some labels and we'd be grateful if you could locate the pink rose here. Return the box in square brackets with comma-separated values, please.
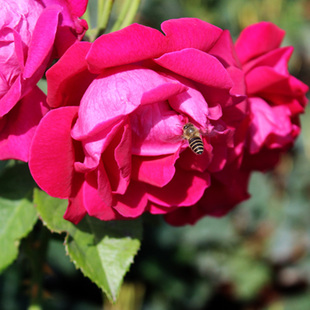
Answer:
[0, 0, 88, 161]
[29, 18, 249, 224]
[235, 22, 308, 171]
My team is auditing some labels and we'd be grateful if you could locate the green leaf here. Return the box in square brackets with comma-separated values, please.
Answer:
[0, 162, 38, 272]
[66, 216, 142, 302]
[33, 188, 74, 233]
[34, 188, 143, 302]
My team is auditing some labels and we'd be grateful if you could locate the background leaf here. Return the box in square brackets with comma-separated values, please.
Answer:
[0, 162, 38, 272]
[66, 217, 142, 302]
[34, 188, 74, 233]
[34, 188, 143, 302]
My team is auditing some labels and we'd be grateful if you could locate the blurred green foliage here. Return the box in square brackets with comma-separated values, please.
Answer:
[0, 0, 309, 309]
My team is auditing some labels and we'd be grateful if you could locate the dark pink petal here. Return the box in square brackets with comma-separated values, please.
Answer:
[131, 153, 179, 187]
[235, 22, 285, 64]
[242, 147, 283, 172]
[146, 169, 210, 207]
[46, 41, 93, 108]
[97, 162, 113, 205]
[148, 202, 176, 215]
[226, 67, 246, 103]
[23, 6, 60, 79]
[177, 143, 213, 173]
[155, 48, 233, 89]
[164, 170, 250, 226]
[86, 23, 167, 73]
[130, 101, 183, 156]
[29, 106, 78, 197]
[102, 122, 132, 194]
[66, 0, 89, 16]
[162, 18, 222, 52]
[0, 86, 48, 161]
[74, 119, 125, 173]
[246, 66, 287, 95]
[64, 173, 87, 224]
[242, 46, 293, 74]
[0, 76, 21, 117]
[166, 74, 210, 128]
[113, 181, 148, 218]
[72, 66, 183, 139]
[247, 97, 293, 153]
[13, 30, 24, 72]
[209, 29, 240, 68]
[82, 171, 119, 221]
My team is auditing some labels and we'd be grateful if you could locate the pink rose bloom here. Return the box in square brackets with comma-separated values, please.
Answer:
[29, 18, 249, 224]
[235, 22, 308, 171]
[0, 0, 88, 161]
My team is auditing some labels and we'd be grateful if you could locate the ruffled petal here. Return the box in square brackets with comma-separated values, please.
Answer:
[155, 48, 233, 89]
[46, 41, 93, 108]
[29, 106, 78, 197]
[102, 121, 132, 194]
[0, 76, 21, 117]
[146, 169, 210, 207]
[113, 181, 148, 218]
[130, 101, 183, 156]
[72, 65, 183, 140]
[23, 6, 60, 79]
[247, 97, 293, 153]
[86, 23, 167, 73]
[235, 22, 285, 64]
[0, 86, 48, 161]
[131, 153, 179, 187]
[162, 18, 222, 52]
[64, 173, 87, 224]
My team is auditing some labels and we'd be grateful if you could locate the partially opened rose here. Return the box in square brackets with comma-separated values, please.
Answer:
[29, 18, 249, 224]
[0, 0, 88, 161]
[165, 22, 309, 225]
[235, 22, 308, 171]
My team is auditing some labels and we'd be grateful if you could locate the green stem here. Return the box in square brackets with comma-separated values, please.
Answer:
[119, 0, 141, 29]
[98, 0, 115, 33]
[111, 0, 141, 32]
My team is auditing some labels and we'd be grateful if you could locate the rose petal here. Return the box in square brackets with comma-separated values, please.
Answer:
[113, 181, 148, 218]
[131, 153, 179, 187]
[0, 86, 48, 161]
[72, 65, 183, 139]
[166, 74, 210, 128]
[155, 48, 233, 89]
[23, 6, 60, 79]
[164, 171, 250, 226]
[86, 23, 167, 73]
[242, 46, 293, 75]
[102, 122, 132, 194]
[209, 29, 240, 68]
[82, 171, 118, 221]
[130, 101, 183, 156]
[235, 22, 285, 64]
[0, 75, 21, 117]
[74, 119, 125, 173]
[29, 106, 78, 197]
[46, 41, 93, 108]
[246, 66, 289, 95]
[176, 142, 213, 173]
[64, 173, 87, 224]
[247, 97, 293, 153]
[162, 18, 222, 52]
[146, 170, 210, 207]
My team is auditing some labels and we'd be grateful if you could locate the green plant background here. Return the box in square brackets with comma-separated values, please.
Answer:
[1, 0, 310, 309]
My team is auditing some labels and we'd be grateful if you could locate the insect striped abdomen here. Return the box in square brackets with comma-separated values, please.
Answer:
[188, 136, 204, 154]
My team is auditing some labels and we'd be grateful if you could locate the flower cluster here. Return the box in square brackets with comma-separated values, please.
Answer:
[0, 0, 88, 161]
[0, 10, 307, 225]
